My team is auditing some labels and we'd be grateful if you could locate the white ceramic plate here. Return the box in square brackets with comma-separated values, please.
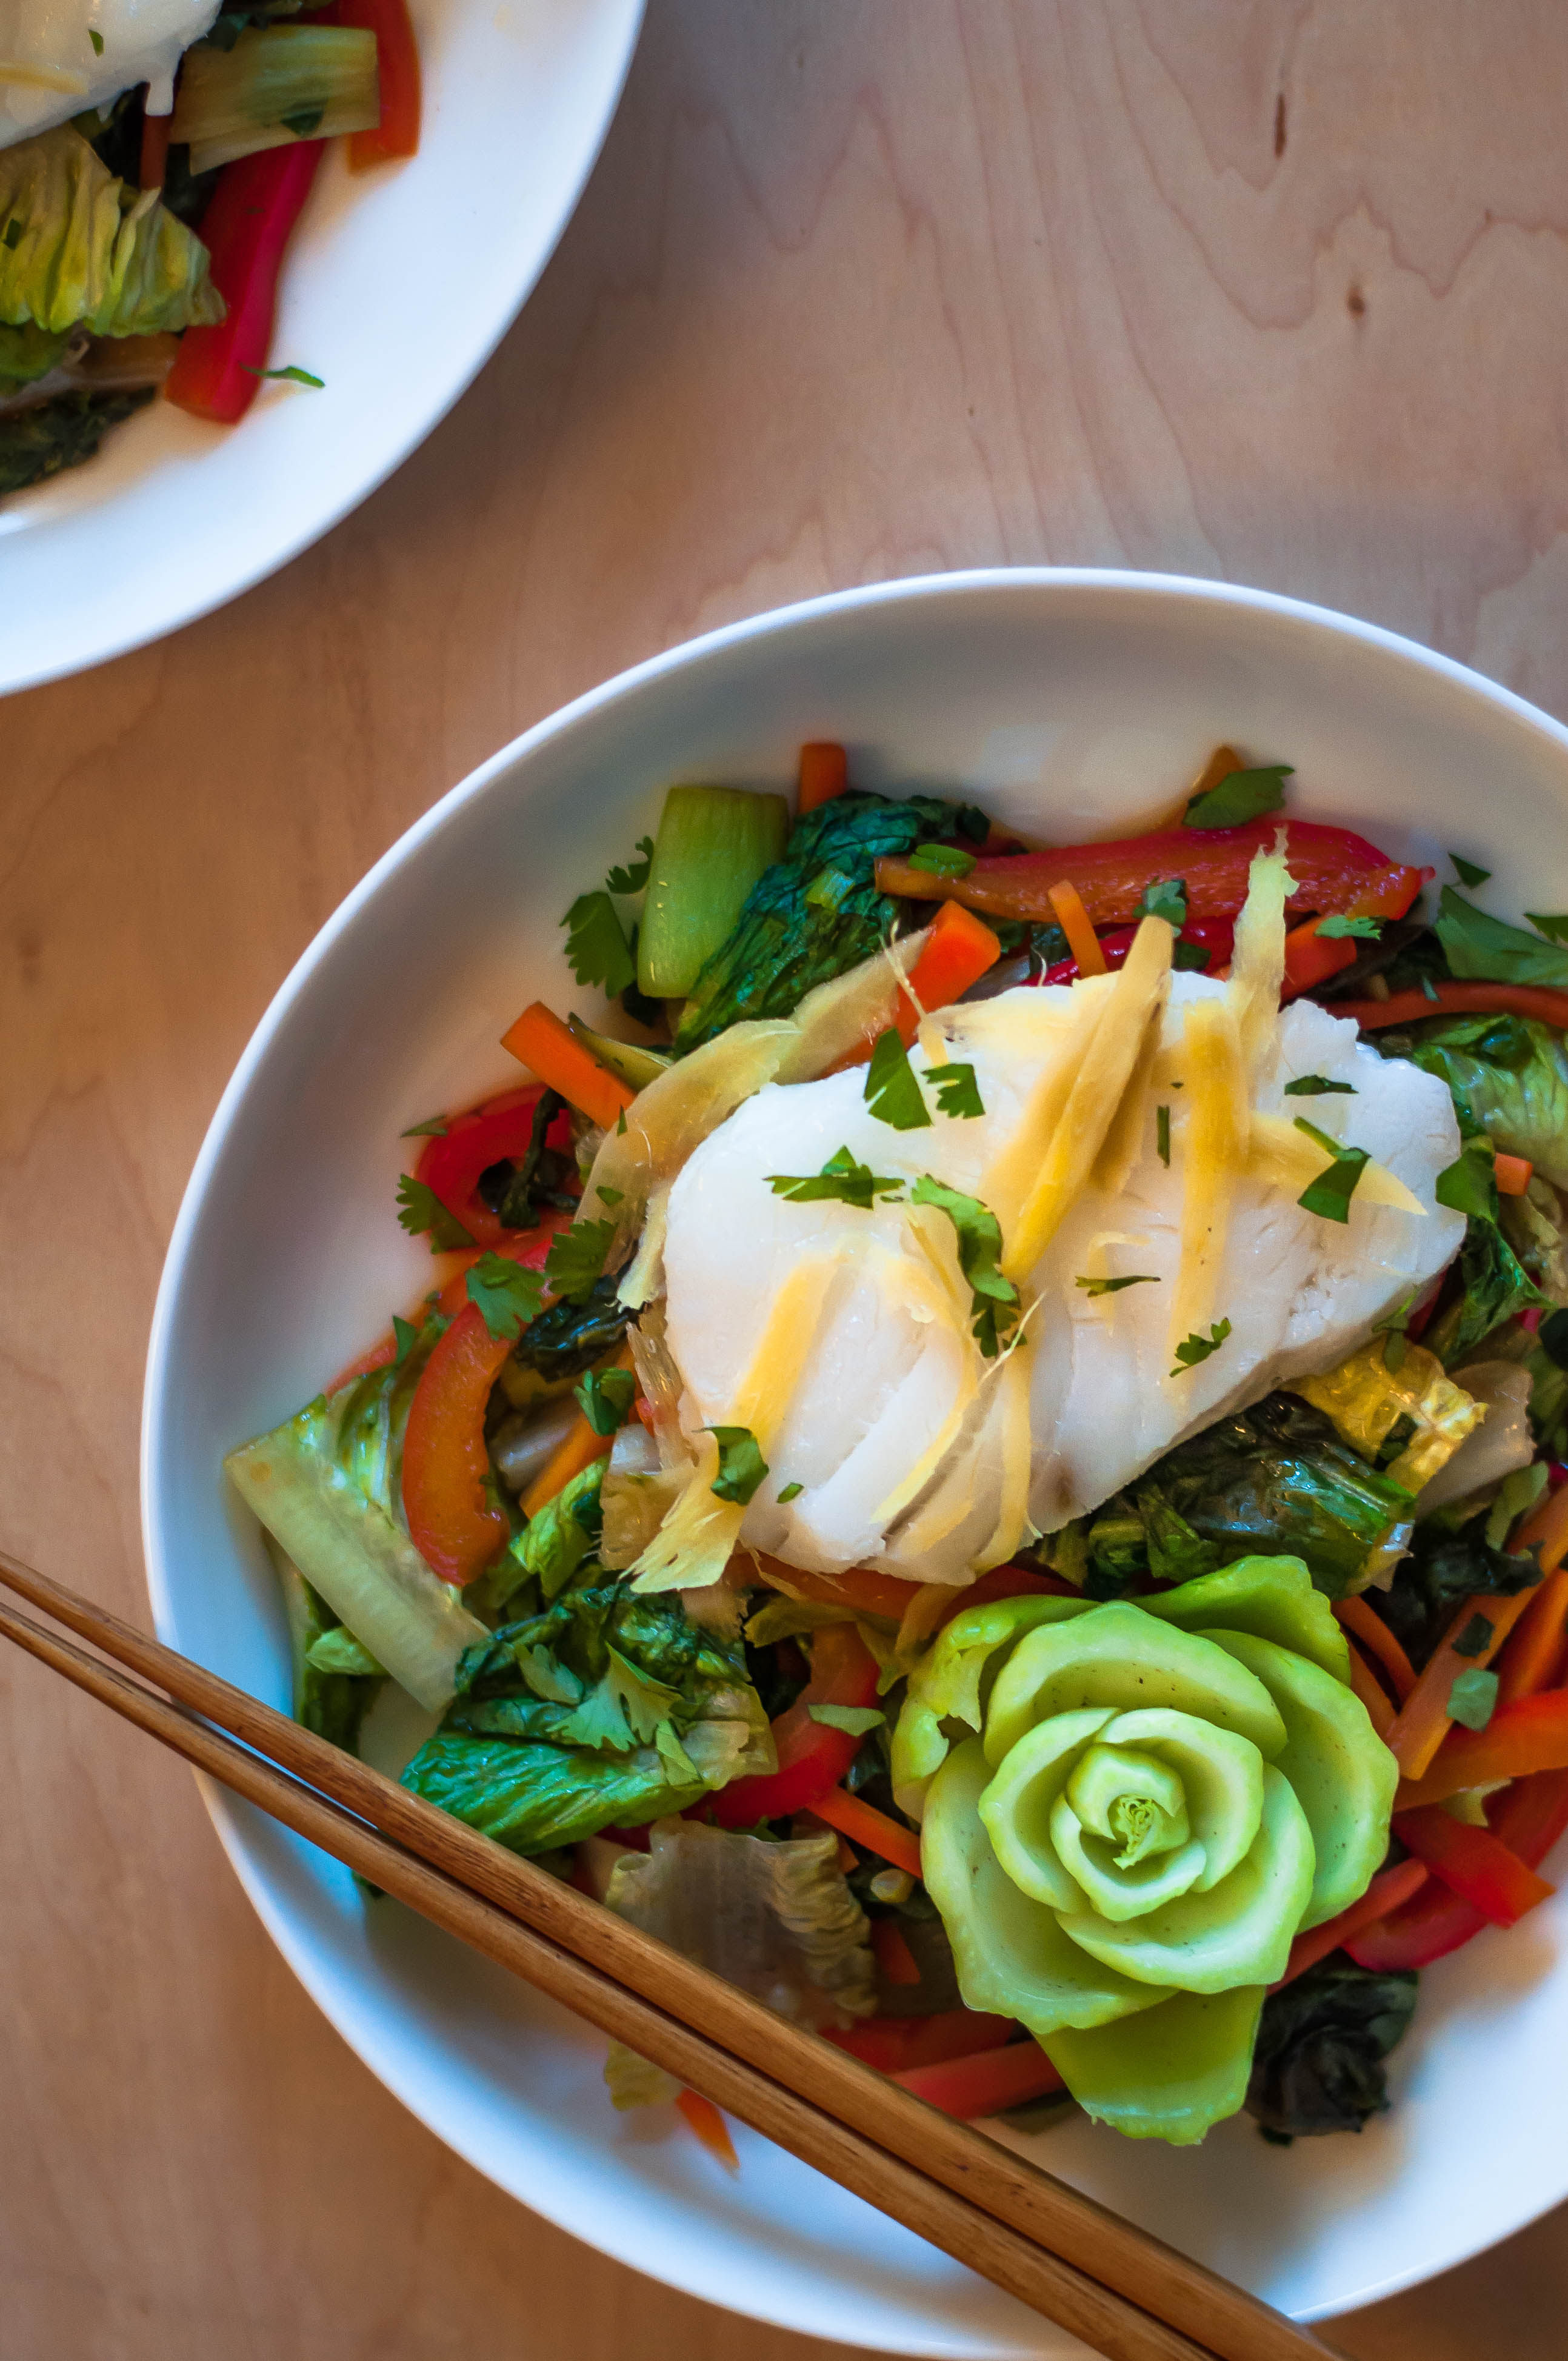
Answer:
[0, 0, 643, 698]
[142, 572, 1568, 2355]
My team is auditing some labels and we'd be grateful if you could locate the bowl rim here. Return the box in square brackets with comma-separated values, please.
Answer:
[141, 564, 1568, 2336]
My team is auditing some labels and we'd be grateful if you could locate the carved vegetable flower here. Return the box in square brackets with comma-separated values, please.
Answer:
[892, 1558, 1397, 2143]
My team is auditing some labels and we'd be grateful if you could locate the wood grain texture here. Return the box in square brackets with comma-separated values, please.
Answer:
[4, 3, 1568, 2355]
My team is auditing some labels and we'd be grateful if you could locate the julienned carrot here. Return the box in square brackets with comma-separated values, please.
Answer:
[339, 0, 421, 165]
[871, 1917, 922, 1986]
[1339, 981, 1568, 1034]
[519, 1410, 613, 1519]
[1495, 1154, 1534, 1196]
[1047, 880, 1106, 976]
[895, 900, 1003, 1042]
[893, 2041, 1064, 2119]
[810, 1785, 923, 1882]
[501, 1001, 636, 1131]
[675, 2088, 740, 2172]
[1395, 1689, 1568, 1806]
[1393, 1806, 1556, 1926]
[1279, 864, 1428, 999]
[798, 742, 848, 813]
[1335, 1595, 1417, 1701]
[1385, 1586, 1540, 1780]
[1273, 1858, 1430, 1988]
[1344, 1640, 1396, 1737]
[1499, 1567, 1568, 1708]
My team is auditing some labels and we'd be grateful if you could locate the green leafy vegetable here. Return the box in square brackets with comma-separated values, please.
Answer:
[245, 362, 324, 387]
[1435, 886, 1568, 990]
[766, 1146, 906, 1210]
[605, 835, 655, 896]
[1135, 877, 1187, 928]
[927, 1061, 984, 1119]
[1156, 1105, 1171, 1166]
[0, 386, 153, 496]
[575, 1364, 636, 1437]
[510, 1463, 604, 1601]
[1448, 1666, 1500, 1730]
[0, 129, 224, 339]
[1283, 1076, 1356, 1097]
[777, 1481, 803, 1503]
[490, 1087, 579, 1231]
[809, 1703, 885, 1734]
[1487, 1461, 1548, 1551]
[391, 1314, 419, 1369]
[273, 1551, 382, 1755]
[88, 27, 104, 52]
[1372, 1519, 1542, 1670]
[466, 1253, 546, 1342]
[1170, 1320, 1232, 1377]
[910, 1175, 1020, 1357]
[863, 1029, 932, 1130]
[396, 1174, 475, 1253]
[706, 1426, 769, 1505]
[511, 1274, 632, 1383]
[1384, 1011, 1568, 1188]
[639, 786, 791, 998]
[1293, 1117, 1370, 1224]
[1450, 854, 1492, 889]
[907, 843, 976, 878]
[1425, 1131, 1546, 1363]
[169, 25, 380, 173]
[675, 790, 971, 1050]
[1526, 911, 1568, 946]
[1184, 764, 1291, 830]
[305, 1623, 386, 1677]
[543, 1216, 617, 1306]
[1450, 1611, 1495, 1658]
[562, 890, 636, 998]
[1246, 1957, 1417, 2140]
[1316, 913, 1382, 941]
[1076, 1274, 1159, 1298]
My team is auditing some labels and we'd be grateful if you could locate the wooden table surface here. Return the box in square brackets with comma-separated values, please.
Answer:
[5, 4, 1567, 2354]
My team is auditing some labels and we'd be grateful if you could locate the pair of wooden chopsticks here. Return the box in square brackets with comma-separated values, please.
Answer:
[0, 1551, 1338, 2361]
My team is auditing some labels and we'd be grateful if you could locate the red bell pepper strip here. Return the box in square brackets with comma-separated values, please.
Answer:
[1350, 1769, 1568, 1969]
[810, 1784, 923, 1881]
[1338, 981, 1568, 1034]
[1273, 1858, 1430, 1988]
[401, 1303, 512, 1584]
[1395, 1689, 1568, 1808]
[870, 1917, 922, 1986]
[338, 0, 421, 165]
[164, 142, 324, 424]
[414, 1086, 572, 1250]
[1280, 864, 1429, 998]
[892, 2040, 1064, 2118]
[821, 2009, 1015, 2075]
[876, 817, 1394, 929]
[707, 1625, 880, 1826]
[1041, 917, 1235, 986]
[1392, 1805, 1556, 1927]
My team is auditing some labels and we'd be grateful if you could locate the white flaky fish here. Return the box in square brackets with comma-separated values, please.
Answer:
[659, 971, 1465, 1588]
[0, 0, 219, 151]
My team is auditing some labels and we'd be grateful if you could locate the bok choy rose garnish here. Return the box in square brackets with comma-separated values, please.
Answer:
[894, 1556, 1396, 2143]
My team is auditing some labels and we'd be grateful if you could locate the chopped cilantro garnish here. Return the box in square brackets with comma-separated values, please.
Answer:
[596, 1184, 624, 1206]
[927, 1060, 984, 1119]
[907, 843, 977, 879]
[706, 1424, 769, 1504]
[808, 1703, 884, 1735]
[910, 1174, 1019, 1357]
[1450, 1612, 1495, 1660]
[1526, 911, 1568, 947]
[1135, 877, 1187, 929]
[399, 1114, 449, 1137]
[864, 1029, 932, 1131]
[544, 1217, 617, 1305]
[396, 1175, 474, 1253]
[575, 1364, 636, 1436]
[777, 1480, 804, 1503]
[1293, 1116, 1371, 1223]
[1316, 913, 1382, 941]
[1450, 853, 1491, 889]
[766, 1146, 906, 1210]
[616, 1109, 628, 1135]
[244, 365, 325, 388]
[804, 866, 856, 912]
[1170, 1318, 1232, 1378]
[1156, 1105, 1170, 1167]
[88, 27, 103, 50]
[391, 1314, 419, 1368]
[605, 835, 655, 896]
[1282, 1076, 1355, 1097]
[1076, 1274, 1159, 1298]
[1435, 1137, 1497, 1220]
[562, 890, 635, 997]
[466, 1252, 545, 1341]
[1447, 1666, 1500, 1731]
[1183, 764, 1291, 830]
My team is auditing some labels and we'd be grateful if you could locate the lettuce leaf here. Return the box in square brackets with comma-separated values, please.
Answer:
[1383, 1011, 1568, 1189]
[0, 128, 224, 340]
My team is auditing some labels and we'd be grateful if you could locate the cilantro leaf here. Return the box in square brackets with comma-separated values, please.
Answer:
[88, 27, 104, 50]
[1450, 1613, 1495, 1660]
[777, 1480, 804, 1503]
[1076, 1274, 1159, 1298]
[1135, 877, 1187, 929]
[605, 835, 655, 896]
[575, 1364, 636, 1437]
[391, 1314, 420, 1368]
[808, 1703, 884, 1734]
[910, 1174, 1020, 1357]
[766, 1146, 906, 1210]
[466, 1252, 546, 1341]
[907, 843, 976, 879]
[562, 890, 636, 998]
[596, 1184, 624, 1206]
[1170, 1318, 1232, 1377]
[399, 1114, 449, 1137]
[1316, 913, 1383, 941]
[544, 1217, 617, 1306]
[1447, 1666, 1500, 1731]
[1450, 853, 1492, 889]
[244, 364, 324, 388]
[1184, 764, 1291, 829]
[396, 1175, 475, 1253]
[1527, 911, 1568, 947]
[1282, 1076, 1356, 1097]
[705, 1424, 769, 1504]
[1435, 1136, 1498, 1221]
[927, 1061, 984, 1119]
[1156, 1105, 1171, 1167]
[864, 1029, 932, 1131]
[1293, 1117, 1371, 1223]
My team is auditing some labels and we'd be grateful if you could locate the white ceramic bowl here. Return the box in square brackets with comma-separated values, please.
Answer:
[143, 571, 1568, 2354]
[0, 0, 643, 698]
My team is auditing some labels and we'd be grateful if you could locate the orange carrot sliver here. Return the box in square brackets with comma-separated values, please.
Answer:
[1273, 1858, 1430, 1989]
[1386, 1586, 1540, 1780]
[1396, 1689, 1568, 1806]
[893, 2041, 1063, 2117]
[519, 1412, 612, 1518]
[1345, 1640, 1396, 1737]
[1495, 1153, 1533, 1197]
[500, 1001, 635, 1132]
[896, 900, 1002, 1043]
[798, 741, 848, 813]
[810, 1785, 922, 1880]
[1047, 879, 1106, 975]
[675, 2088, 740, 2173]
[1335, 1594, 1417, 1701]
[1500, 1566, 1568, 1708]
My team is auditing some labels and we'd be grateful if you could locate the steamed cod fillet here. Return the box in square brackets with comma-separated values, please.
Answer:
[659, 975, 1466, 1586]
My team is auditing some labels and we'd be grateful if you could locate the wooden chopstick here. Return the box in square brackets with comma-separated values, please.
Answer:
[0, 1552, 1336, 2361]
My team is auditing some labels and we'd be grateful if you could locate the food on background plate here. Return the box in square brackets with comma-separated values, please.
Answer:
[227, 741, 1568, 2153]
[0, 0, 419, 497]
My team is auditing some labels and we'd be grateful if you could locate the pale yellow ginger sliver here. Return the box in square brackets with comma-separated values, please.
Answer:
[1248, 1114, 1426, 1217]
[1227, 832, 1295, 1082]
[1168, 996, 1247, 1361]
[1089, 991, 1165, 1200]
[1004, 917, 1175, 1280]
[1293, 1340, 1483, 1494]
[972, 1341, 1035, 1572]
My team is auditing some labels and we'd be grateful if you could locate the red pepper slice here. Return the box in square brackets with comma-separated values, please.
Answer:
[707, 1624, 880, 1825]
[164, 142, 324, 425]
[821, 2009, 1015, 2074]
[876, 817, 1393, 929]
[1336, 980, 1568, 1034]
[1393, 1805, 1556, 1927]
[892, 2040, 1063, 2117]
[415, 1086, 572, 1250]
[338, 0, 421, 165]
[1349, 1768, 1568, 1969]
[1039, 917, 1235, 987]
[401, 1304, 512, 1585]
